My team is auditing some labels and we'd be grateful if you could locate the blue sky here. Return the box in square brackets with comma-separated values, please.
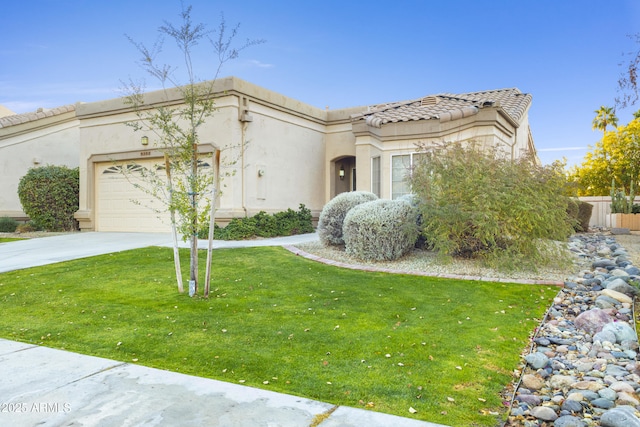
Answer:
[2, 0, 640, 167]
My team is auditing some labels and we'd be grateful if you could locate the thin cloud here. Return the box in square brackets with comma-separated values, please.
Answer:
[247, 59, 274, 68]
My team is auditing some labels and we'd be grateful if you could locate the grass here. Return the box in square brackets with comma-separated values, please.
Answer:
[0, 237, 25, 243]
[0, 246, 558, 426]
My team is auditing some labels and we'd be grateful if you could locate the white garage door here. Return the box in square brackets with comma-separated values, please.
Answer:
[96, 160, 171, 232]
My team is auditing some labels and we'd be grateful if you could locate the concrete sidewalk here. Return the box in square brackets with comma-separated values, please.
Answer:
[0, 339, 444, 427]
[0, 232, 448, 427]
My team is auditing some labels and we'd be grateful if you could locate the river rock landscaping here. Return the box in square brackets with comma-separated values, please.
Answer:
[506, 233, 640, 426]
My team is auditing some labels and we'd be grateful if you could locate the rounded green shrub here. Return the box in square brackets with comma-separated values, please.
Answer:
[18, 165, 80, 231]
[317, 191, 378, 246]
[0, 217, 18, 232]
[342, 199, 419, 261]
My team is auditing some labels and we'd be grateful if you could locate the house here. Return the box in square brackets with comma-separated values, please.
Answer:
[0, 77, 537, 232]
[0, 105, 79, 221]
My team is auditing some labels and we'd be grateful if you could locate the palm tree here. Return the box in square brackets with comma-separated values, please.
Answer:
[592, 106, 619, 135]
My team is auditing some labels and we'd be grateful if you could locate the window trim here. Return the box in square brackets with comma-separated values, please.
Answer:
[390, 152, 424, 199]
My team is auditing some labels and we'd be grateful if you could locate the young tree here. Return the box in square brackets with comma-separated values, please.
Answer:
[122, 4, 263, 296]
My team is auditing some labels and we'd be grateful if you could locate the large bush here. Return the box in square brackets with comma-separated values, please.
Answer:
[343, 199, 419, 261]
[409, 142, 575, 269]
[317, 191, 378, 246]
[18, 166, 80, 231]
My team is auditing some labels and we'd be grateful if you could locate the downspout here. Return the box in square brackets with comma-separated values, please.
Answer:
[238, 96, 253, 217]
[242, 120, 247, 217]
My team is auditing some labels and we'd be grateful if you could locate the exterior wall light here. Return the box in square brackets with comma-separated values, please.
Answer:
[339, 165, 345, 180]
[141, 136, 149, 146]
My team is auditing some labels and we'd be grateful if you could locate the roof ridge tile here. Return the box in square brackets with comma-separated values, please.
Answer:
[0, 104, 76, 129]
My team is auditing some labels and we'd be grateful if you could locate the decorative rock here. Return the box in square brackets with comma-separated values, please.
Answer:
[625, 266, 640, 275]
[598, 387, 618, 401]
[566, 392, 584, 401]
[616, 391, 640, 406]
[554, 415, 586, 427]
[593, 258, 616, 268]
[609, 268, 630, 277]
[522, 374, 545, 391]
[610, 381, 636, 393]
[601, 288, 634, 304]
[550, 375, 578, 389]
[509, 234, 640, 427]
[591, 397, 615, 409]
[593, 330, 617, 344]
[574, 308, 613, 334]
[605, 364, 630, 378]
[516, 393, 541, 405]
[525, 352, 549, 369]
[600, 405, 640, 427]
[605, 278, 638, 297]
[602, 322, 637, 344]
[561, 399, 584, 413]
[531, 405, 558, 421]
[595, 297, 616, 309]
[571, 381, 604, 392]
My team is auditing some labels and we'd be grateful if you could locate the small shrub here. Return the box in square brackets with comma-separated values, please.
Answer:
[0, 217, 18, 233]
[17, 165, 79, 231]
[198, 204, 314, 240]
[214, 217, 257, 240]
[343, 199, 419, 261]
[271, 204, 314, 236]
[317, 191, 378, 246]
[16, 222, 38, 233]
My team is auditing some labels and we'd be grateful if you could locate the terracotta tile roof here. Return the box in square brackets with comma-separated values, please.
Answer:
[0, 105, 76, 129]
[352, 88, 531, 128]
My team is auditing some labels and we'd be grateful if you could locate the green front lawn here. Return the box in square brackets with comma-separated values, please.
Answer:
[0, 246, 557, 426]
[0, 237, 25, 243]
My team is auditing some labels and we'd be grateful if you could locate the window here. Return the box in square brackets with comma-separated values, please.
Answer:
[371, 157, 381, 197]
[391, 153, 425, 199]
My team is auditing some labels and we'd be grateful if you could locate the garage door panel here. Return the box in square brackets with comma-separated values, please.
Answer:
[96, 160, 171, 232]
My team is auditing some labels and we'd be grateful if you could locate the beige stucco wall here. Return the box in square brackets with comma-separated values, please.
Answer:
[75, 77, 339, 231]
[351, 106, 535, 199]
[1, 77, 536, 232]
[0, 112, 79, 219]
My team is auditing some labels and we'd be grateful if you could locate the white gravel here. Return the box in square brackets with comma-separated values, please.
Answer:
[296, 241, 583, 283]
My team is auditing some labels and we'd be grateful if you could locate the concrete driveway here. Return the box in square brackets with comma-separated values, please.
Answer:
[0, 232, 320, 273]
[0, 232, 173, 273]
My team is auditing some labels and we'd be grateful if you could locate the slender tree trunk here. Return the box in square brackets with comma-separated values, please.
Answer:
[189, 141, 198, 296]
[164, 154, 184, 293]
[204, 150, 220, 297]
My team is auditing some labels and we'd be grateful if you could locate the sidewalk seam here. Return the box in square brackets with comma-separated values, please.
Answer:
[53, 361, 128, 390]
